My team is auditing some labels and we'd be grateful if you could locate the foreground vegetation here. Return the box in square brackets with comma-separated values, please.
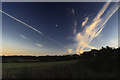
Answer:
[2, 46, 120, 78]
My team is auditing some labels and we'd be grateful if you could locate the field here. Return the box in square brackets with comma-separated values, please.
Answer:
[2, 47, 120, 78]
[3, 60, 84, 78]
[2, 56, 119, 78]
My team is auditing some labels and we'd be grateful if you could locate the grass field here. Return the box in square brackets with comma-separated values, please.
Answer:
[3, 60, 79, 69]
[3, 60, 82, 78]
[2, 57, 119, 78]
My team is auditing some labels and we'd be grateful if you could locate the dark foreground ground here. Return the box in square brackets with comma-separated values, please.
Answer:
[2, 46, 120, 79]
[2, 56, 119, 78]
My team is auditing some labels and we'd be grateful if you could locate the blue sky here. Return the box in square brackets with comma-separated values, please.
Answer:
[2, 2, 118, 56]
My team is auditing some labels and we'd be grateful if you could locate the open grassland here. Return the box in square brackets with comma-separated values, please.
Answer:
[3, 60, 82, 78]
[2, 56, 119, 78]
[3, 60, 78, 69]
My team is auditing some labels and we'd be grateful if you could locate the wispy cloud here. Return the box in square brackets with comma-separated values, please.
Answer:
[19, 33, 43, 47]
[73, 28, 77, 34]
[82, 17, 89, 27]
[72, 8, 75, 14]
[19, 34, 26, 39]
[67, 49, 73, 53]
[73, 21, 77, 34]
[71, 8, 77, 34]
[75, 1, 119, 54]
[35, 43, 43, 47]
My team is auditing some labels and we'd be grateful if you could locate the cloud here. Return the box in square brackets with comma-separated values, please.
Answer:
[67, 49, 73, 53]
[75, 1, 119, 54]
[72, 9, 75, 14]
[19, 34, 26, 39]
[35, 43, 43, 47]
[72, 9, 77, 34]
[19, 33, 43, 48]
[73, 20, 77, 34]
[73, 28, 77, 34]
[82, 17, 89, 27]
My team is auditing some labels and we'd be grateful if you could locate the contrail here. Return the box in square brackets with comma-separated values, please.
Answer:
[0, 10, 43, 35]
[91, 3, 119, 42]
[19, 34, 26, 39]
[93, 0, 111, 21]
[0, 10, 69, 50]
[75, 1, 119, 54]
[19, 33, 42, 47]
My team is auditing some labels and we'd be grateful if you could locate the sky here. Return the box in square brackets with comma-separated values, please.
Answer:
[1, 2, 119, 56]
